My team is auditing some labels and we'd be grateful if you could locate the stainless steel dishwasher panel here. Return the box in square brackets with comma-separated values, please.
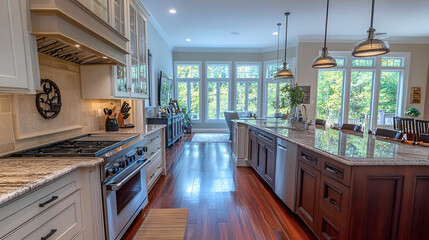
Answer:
[275, 138, 298, 212]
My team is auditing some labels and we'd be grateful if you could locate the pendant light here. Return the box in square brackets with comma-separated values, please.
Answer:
[276, 23, 281, 71]
[312, 0, 337, 69]
[352, 0, 390, 57]
[274, 12, 293, 79]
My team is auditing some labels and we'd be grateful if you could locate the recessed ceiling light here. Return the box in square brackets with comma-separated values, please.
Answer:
[185, 38, 191, 42]
[169, 9, 176, 14]
[102, 56, 107, 59]
[74, 44, 80, 48]
[272, 32, 279, 35]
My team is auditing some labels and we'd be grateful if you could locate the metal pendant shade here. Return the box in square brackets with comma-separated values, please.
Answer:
[352, 0, 390, 57]
[312, 0, 337, 69]
[275, 12, 293, 79]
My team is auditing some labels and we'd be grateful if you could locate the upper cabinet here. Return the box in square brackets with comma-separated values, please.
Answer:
[129, 1, 148, 98]
[0, 0, 39, 93]
[80, 0, 149, 99]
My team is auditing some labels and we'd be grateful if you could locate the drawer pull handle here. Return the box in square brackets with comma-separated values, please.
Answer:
[41, 229, 57, 240]
[301, 153, 317, 165]
[325, 164, 343, 178]
[39, 196, 58, 207]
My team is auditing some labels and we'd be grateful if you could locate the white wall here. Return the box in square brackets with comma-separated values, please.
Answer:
[173, 48, 296, 130]
[147, 20, 173, 107]
[296, 42, 429, 121]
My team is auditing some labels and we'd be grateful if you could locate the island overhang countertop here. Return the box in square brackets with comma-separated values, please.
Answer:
[234, 119, 429, 166]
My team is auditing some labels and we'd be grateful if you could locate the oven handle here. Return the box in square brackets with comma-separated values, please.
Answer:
[104, 160, 150, 191]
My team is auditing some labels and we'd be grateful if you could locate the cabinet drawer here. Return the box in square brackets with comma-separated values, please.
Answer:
[322, 157, 351, 186]
[145, 133, 162, 155]
[0, 171, 80, 237]
[298, 147, 321, 169]
[258, 131, 275, 146]
[319, 175, 350, 226]
[146, 151, 162, 190]
[317, 207, 347, 240]
[3, 190, 83, 240]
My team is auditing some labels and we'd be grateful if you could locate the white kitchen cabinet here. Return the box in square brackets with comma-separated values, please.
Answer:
[129, 0, 148, 99]
[0, 0, 39, 93]
[0, 167, 105, 240]
[81, 65, 131, 99]
[80, 0, 149, 99]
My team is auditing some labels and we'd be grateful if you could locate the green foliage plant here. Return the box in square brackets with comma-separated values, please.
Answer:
[405, 107, 421, 118]
[182, 107, 192, 128]
[278, 84, 305, 112]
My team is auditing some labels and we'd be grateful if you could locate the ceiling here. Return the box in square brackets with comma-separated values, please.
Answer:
[141, 0, 429, 51]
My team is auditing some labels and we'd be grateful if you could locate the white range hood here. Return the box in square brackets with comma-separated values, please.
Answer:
[29, 0, 128, 65]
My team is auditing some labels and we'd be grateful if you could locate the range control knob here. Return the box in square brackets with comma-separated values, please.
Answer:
[107, 168, 117, 177]
[136, 146, 148, 155]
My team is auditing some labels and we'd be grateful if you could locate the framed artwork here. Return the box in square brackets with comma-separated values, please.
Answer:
[411, 87, 422, 104]
[170, 100, 181, 113]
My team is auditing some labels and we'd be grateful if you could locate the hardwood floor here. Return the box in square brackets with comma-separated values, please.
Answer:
[122, 133, 316, 240]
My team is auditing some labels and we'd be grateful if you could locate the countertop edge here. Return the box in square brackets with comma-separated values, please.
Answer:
[236, 121, 429, 166]
[0, 158, 104, 206]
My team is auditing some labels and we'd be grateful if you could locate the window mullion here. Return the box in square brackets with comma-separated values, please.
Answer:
[245, 82, 249, 111]
[342, 65, 352, 125]
[371, 57, 382, 130]
[217, 82, 221, 120]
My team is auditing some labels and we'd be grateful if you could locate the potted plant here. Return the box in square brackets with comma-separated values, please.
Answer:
[405, 107, 421, 118]
[278, 84, 305, 118]
[182, 107, 192, 133]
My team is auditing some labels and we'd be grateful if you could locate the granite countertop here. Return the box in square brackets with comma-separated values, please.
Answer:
[0, 124, 165, 206]
[0, 157, 103, 206]
[235, 119, 429, 166]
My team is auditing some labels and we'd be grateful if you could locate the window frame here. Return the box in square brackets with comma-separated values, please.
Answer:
[263, 60, 292, 117]
[315, 51, 410, 130]
[234, 61, 262, 115]
[174, 61, 202, 122]
[205, 61, 232, 122]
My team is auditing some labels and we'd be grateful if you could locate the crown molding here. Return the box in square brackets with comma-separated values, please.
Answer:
[298, 35, 429, 44]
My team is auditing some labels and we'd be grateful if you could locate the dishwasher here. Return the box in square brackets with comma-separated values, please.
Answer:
[274, 137, 298, 212]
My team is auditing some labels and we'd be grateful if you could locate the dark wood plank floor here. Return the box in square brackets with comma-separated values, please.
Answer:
[122, 133, 316, 240]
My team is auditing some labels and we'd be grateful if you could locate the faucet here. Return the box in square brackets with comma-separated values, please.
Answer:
[301, 104, 308, 130]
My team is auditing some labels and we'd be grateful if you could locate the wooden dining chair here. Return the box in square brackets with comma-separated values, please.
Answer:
[397, 118, 416, 141]
[393, 116, 401, 130]
[416, 120, 429, 141]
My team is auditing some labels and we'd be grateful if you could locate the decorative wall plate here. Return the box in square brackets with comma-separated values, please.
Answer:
[36, 79, 62, 119]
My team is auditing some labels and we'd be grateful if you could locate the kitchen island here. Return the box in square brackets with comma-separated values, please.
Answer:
[232, 119, 429, 240]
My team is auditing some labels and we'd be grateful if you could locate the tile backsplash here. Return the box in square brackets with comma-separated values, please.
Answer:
[0, 54, 123, 153]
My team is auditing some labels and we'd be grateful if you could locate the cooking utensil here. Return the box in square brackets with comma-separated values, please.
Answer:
[103, 108, 109, 115]
[123, 113, 130, 119]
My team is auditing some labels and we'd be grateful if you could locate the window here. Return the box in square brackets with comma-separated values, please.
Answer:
[315, 52, 408, 130]
[175, 62, 201, 120]
[263, 61, 291, 117]
[235, 63, 261, 114]
[206, 62, 231, 120]
[316, 70, 344, 125]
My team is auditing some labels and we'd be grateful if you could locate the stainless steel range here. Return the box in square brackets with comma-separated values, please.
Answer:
[7, 133, 150, 240]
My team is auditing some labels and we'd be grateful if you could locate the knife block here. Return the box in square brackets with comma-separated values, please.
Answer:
[118, 113, 134, 128]
[118, 113, 125, 128]
[105, 118, 119, 131]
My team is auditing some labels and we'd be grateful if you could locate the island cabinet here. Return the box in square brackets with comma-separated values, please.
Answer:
[247, 127, 276, 189]
[295, 145, 429, 240]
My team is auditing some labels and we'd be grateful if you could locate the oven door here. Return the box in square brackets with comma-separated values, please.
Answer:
[103, 160, 149, 240]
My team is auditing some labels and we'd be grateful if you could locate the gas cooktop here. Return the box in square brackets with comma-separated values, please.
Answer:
[8, 134, 139, 158]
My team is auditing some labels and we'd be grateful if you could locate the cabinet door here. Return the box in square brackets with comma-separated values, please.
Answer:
[296, 161, 320, 231]
[249, 131, 258, 168]
[129, 3, 148, 99]
[113, 65, 131, 98]
[258, 142, 267, 176]
[264, 146, 276, 188]
[0, 0, 33, 91]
